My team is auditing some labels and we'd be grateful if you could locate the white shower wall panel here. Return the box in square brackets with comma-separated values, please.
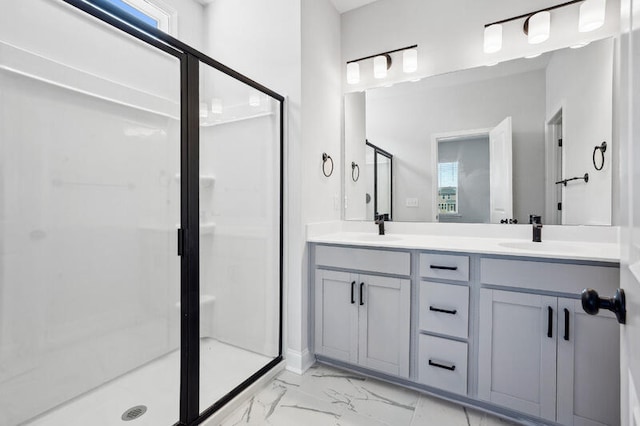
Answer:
[0, 43, 181, 425]
[199, 115, 280, 358]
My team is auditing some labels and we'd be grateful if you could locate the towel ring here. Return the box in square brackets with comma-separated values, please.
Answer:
[351, 162, 360, 182]
[593, 141, 607, 171]
[322, 153, 334, 177]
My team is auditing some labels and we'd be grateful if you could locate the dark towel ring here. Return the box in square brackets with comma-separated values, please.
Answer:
[593, 141, 607, 171]
[351, 162, 360, 182]
[322, 153, 334, 177]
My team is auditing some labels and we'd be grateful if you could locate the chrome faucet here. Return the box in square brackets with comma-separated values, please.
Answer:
[375, 215, 385, 235]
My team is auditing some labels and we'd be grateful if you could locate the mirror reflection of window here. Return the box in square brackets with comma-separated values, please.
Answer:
[438, 162, 458, 215]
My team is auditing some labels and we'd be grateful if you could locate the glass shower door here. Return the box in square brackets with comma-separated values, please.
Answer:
[198, 61, 282, 414]
[0, 3, 182, 425]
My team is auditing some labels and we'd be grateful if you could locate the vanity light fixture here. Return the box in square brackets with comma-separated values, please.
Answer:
[483, 0, 606, 52]
[346, 44, 418, 84]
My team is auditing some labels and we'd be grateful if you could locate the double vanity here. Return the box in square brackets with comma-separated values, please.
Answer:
[308, 223, 620, 425]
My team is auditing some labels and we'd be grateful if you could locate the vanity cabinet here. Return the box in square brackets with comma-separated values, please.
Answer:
[310, 242, 621, 426]
[478, 258, 620, 426]
[478, 290, 558, 421]
[416, 253, 471, 395]
[314, 247, 411, 378]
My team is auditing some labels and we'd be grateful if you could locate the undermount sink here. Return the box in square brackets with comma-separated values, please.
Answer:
[350, 234, 404, 242]
[499, 241, 584, 252]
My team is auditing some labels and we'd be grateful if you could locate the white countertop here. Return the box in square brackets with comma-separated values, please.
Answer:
[307, 231, 620, 263]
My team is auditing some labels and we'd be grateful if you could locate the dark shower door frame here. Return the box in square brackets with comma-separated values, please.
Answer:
[59, 1, 284, 425]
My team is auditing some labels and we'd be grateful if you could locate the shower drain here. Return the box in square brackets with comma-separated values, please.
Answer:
[121, 405, 147, 421]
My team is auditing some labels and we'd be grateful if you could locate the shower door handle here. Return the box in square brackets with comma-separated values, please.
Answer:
[177, 228, 184, 256]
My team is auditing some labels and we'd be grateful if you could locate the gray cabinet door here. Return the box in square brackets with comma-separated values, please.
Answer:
[556, 298, 620, 426]
[314, 270, 358, 364]
[478, 289, 557, 421]
[358, 274, 410, 378]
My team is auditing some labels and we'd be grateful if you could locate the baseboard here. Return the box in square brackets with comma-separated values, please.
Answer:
[285, 348, 315, 375]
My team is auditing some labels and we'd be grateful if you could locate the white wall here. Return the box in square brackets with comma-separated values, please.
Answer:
[365, 66, 546, 223]
[299, 0, 342, 371]
[341, 0, 620, 91]
[546, 38, 614, 225]
[344, 91, 367, 220]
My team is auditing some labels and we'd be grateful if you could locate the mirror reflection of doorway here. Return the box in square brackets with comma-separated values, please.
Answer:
[365, 140, 393, 221]
[432, 117, 513, 223]
[437, 136, 490, 223]
[547, 109, 564, 225]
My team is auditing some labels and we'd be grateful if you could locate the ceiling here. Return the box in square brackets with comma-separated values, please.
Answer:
[330, 0, 381, 13]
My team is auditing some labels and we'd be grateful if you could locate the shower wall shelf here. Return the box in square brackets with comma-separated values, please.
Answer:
[200, 223, 216, 235]
[199, 111, 274, 128]
[175, 294, 216, 308]
[174, 173, 215, 187]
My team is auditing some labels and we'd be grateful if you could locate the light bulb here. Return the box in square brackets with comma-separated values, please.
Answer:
[484, 24, 503, 53]
[347, 62, 360, 85]
[403, 49, 418, 73]
[528, 11, 550, 44]
[579, 0, 606, 32]
[373, 55, 388, 79]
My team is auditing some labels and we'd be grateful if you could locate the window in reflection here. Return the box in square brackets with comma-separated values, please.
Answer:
[438, 161, 459, 215]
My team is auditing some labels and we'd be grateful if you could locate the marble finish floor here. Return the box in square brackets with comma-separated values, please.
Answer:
[217, 363, 517, 426]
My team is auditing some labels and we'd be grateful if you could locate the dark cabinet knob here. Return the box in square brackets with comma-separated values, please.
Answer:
[581, 288, 626, 324]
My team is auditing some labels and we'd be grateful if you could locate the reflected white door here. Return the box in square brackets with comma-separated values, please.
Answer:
[489, 117, 513, 223]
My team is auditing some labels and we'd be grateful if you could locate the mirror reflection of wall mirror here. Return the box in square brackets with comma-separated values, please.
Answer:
[344, 37, 614, 226]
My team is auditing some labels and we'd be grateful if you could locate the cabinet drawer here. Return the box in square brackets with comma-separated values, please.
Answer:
[419, 282, 469, 339]
[420, 253, 469, 282]
[418, 335, 468, 395]
[480, 258, 619, 294]
[315, 245, 410, 276]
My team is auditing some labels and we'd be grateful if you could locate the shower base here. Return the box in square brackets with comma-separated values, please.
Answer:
[24, 338, 272, 426]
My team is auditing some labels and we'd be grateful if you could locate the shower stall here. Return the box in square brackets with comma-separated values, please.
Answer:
[0, 1, 283, 425]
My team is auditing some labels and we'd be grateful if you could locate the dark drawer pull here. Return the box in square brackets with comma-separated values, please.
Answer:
[547, 306, 553, 338]
[430, 265, 458, 271]
[429, 306, 457, 315]
[428, 359, 456, 371]
[351, 281, 356, 304]
[564, 308, 570, 341]
[359, 282, 365, 306]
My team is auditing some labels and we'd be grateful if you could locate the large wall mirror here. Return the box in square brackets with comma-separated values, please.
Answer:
[344, 37, 614, 226]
